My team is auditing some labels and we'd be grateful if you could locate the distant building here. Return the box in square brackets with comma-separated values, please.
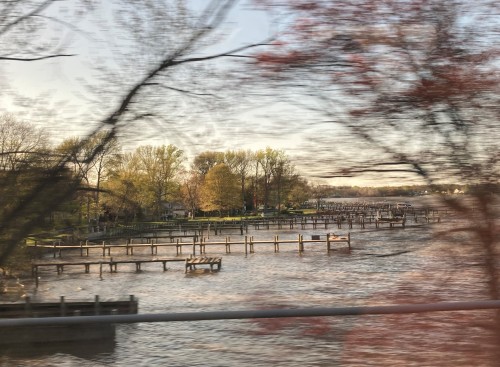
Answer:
[161, 201, 187, 219]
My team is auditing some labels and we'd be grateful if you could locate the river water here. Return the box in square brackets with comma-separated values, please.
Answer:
[1, 197, 498, 366]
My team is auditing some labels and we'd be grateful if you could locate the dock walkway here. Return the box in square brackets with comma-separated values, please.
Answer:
[31, 233, 351, 258]
[32, 256, 222, 286]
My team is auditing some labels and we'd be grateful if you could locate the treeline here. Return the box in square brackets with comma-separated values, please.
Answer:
[324, 185, 469, 198]
[0, 115, 314, 228]
[0, 114, 474, 231]
[101, 145, 310, 221]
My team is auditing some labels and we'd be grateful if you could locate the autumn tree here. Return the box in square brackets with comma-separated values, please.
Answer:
[253, 0, 500, 356]
[101, 152, 146, 222]
[200, 163, 240, 216]
[132, 145, 184, 220]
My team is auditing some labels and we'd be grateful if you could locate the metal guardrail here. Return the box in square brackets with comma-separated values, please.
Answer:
[0, 300, 499, 327]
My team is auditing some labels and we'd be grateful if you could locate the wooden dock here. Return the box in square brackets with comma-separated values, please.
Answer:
[32, 257, 185, 274]
[195, 233, 350, 254]
[375, 213, 406, 228]
[0, 295, 137, 345]
[31, 257, 222, 285]
[185, 257, 222, 273]
[30, 232, 351, 259]
[0, 295, 138, 318]
[327, 233, 351, 251]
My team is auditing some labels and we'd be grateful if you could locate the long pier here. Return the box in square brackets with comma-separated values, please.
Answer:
[31, 233, 351, 259]
[81, 208, 441, 240]
[32, 256, 222, 287]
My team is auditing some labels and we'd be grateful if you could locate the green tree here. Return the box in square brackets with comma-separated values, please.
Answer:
[200, 163, 240, 216]
[101, 152, 146, 222]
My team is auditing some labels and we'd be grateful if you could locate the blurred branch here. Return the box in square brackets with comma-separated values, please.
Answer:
[0, 0, 54, 36]
[0, 54, 74, 61]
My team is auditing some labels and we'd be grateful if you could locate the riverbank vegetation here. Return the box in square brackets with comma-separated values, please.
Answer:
[0, 114, 469, 229]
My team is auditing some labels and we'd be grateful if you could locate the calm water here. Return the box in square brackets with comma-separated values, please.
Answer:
[1, 197, 498, 366]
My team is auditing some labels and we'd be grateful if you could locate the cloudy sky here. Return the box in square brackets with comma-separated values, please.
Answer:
[0, 1, 420, 187]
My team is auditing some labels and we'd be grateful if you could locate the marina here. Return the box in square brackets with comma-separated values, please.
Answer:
[30, 233, 351, 258]
[4, 197, 496, 366]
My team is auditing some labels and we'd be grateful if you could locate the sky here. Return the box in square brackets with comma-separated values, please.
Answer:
[0, 0, 424, 187]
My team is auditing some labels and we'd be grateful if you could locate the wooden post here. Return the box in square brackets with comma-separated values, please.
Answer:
[348, 232, 351, 249]
[60, 296, 66, 316]
[245, 236, 248, 256]
[199, 237, 204, 254]
[326, 233, 331, 252]
[94, 295, 100, 315]
[34, 267, 39, 288]
[25, 296, 31, 317]
[129, 295, 135, 314]
[192, 237, 196, 257]
[250, 236, 254, 253]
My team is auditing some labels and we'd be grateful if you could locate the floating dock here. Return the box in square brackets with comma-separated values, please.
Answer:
[0, 295, 138, 344]
[185, 257, 222, 273]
